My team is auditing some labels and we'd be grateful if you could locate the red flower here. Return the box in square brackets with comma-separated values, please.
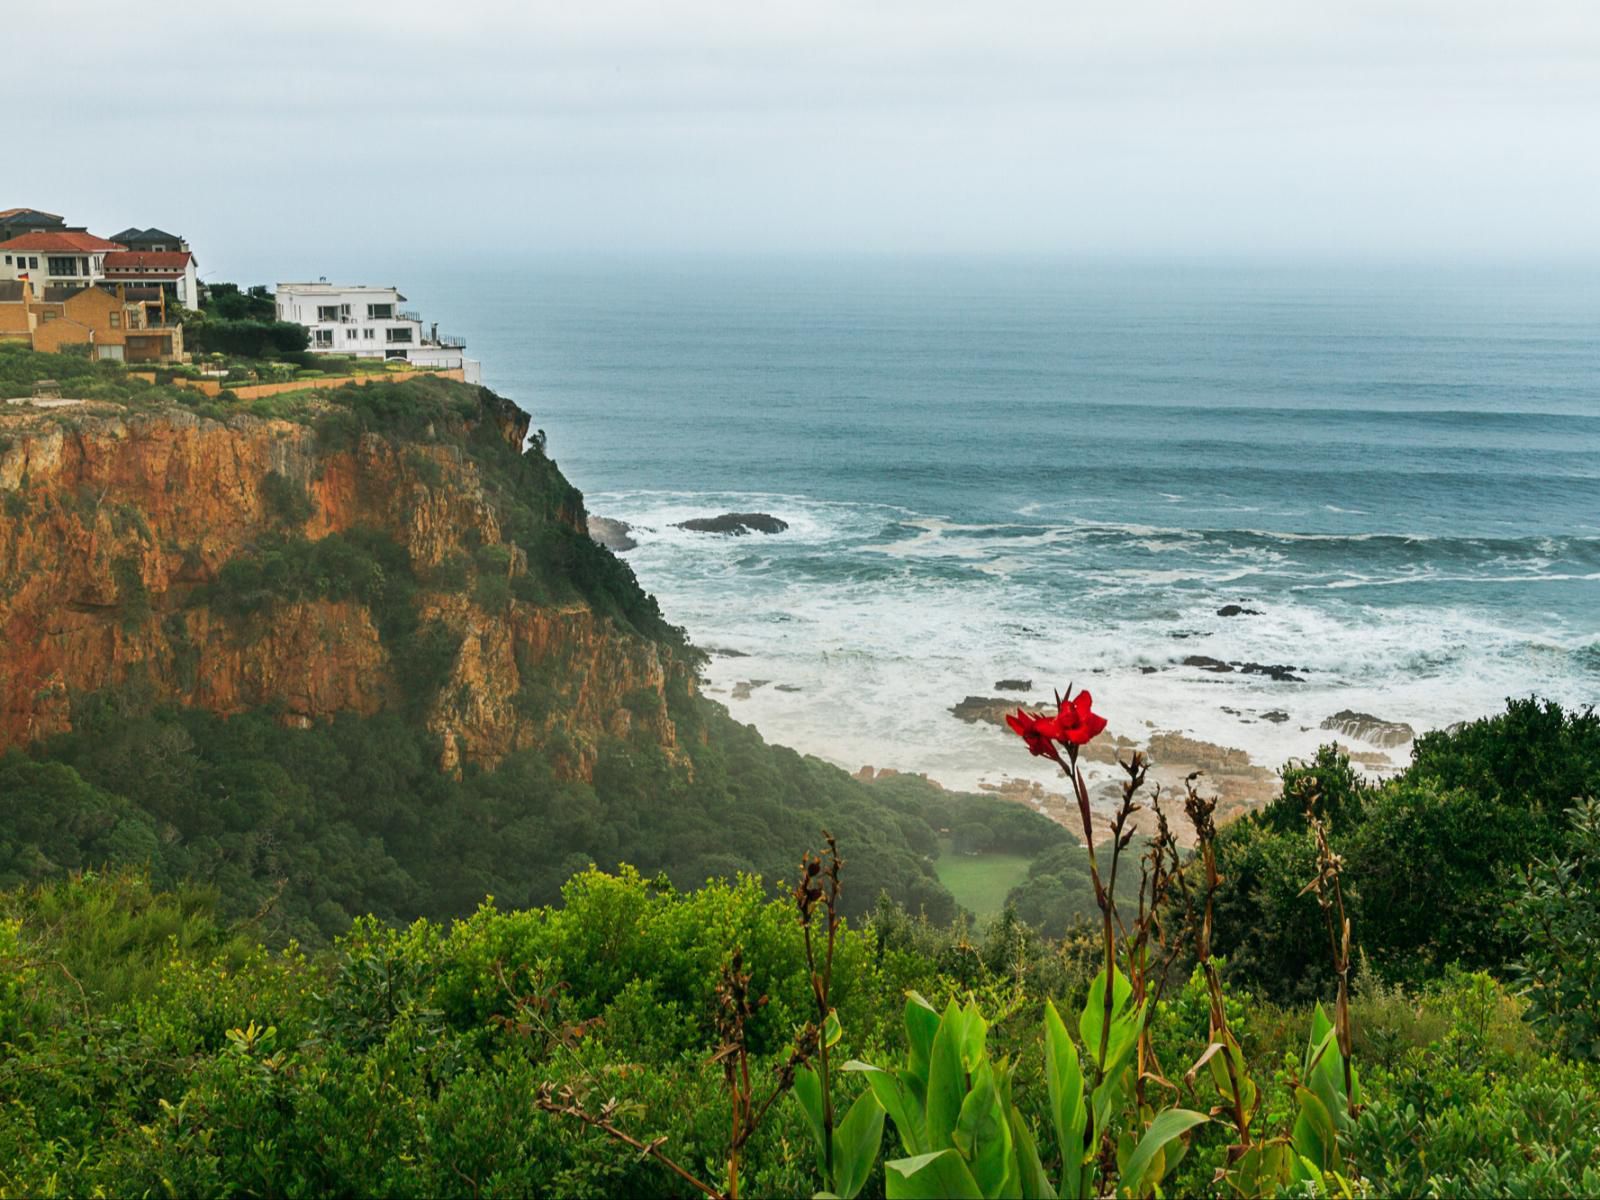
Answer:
[1054, 689, 1108, 745]
[1005, 709, 1066, 765]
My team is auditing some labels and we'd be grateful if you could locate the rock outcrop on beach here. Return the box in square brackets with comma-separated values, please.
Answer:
[994, 678, 1033, 691]
[1320, 709, 1416, 748]
[674, 512, 789, 535]
[1216, 604, 1263, 617]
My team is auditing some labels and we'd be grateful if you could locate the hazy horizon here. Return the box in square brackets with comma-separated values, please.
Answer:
[15, 1, 1600, 278]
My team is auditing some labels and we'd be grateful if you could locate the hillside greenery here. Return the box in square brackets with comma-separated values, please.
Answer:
[4, 345, 1598, 1194]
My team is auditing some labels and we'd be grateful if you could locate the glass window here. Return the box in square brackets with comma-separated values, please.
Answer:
[367, 303, 393, 320]
[48, 256, 77, 276]
[28, 257, 38, 269]
[364, 328, 376, 339]
[385, 327, 413, 343]
[314, 329, 334, 346]
[109, 312, 122, 328]
[316, 304, 340, 322]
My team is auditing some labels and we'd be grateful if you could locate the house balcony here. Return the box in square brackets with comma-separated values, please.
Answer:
[429, 334, 466, 349]
[397, 310, 421, 323]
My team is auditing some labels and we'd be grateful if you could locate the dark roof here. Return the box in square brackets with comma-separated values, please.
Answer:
[110, 226, 184, 244]
[37, 284, 91, 303]
[0, 207, 64, 223]
[0, 280, 27, 302]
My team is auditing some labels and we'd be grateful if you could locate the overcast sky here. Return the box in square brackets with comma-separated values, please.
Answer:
[14, 1, 1599, 276]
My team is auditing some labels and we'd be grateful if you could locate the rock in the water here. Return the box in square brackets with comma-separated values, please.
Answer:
[1236, 661, 1305, 683]
[1139, 665, 1159, 674]
[1261, 710, 1290, 723]
[775, 683, 802, 693]
[675, 512, 789, 535]
[950, 696, 1023, 726]
[1320, 709, 1416, 748]
[703, 645, 750, 658]
[1217, 604, 1263, 617]
[730, 679, 770, 701]
[1183, 655, 1304, 682]
[586, 515, 637, 551]
[993, 678, 1033, 692]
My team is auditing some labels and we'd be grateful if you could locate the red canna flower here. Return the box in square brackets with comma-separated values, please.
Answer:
[1005, 709, 1066, 765]
[1054, 688, 1108, 745]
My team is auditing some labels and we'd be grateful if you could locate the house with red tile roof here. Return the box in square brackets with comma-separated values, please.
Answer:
[103, 249, 200, 311]
[0, 230, 125, 294]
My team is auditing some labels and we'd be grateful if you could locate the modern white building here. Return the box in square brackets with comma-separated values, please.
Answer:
[274, 282, 480, 382]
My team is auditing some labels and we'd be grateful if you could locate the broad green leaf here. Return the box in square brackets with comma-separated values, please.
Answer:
[886, 1150, 985, 1200]
[1225, 1139, 1294, 1196]
[1007, 1106, 1057, 1200]
[1043, 1001, 1087, 1192]
[1290, 1085, 1337, 1181]
[958, 1002, 990, 1074]
[1205, 1029, 1257, 1129]
[953, 1060, 1014, 1198]
[1079, 967, 1132, 1069]
[1304, 1023, 1344, 1127]
[824, 1008, 844, 1049]
[925, 1000, 969, 1152]
[831, 1088, 887, 1200]
[845, 1061, 926, 1155]
[1117, 1108, 1207, 1199]
[904, 991, 941, 1085]
[794, 1065, 827, 1173]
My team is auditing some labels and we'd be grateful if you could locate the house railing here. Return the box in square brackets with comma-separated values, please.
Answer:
[432, 335, 466, 349]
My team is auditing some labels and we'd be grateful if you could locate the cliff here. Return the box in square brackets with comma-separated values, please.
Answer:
[0, 383, 687, 778]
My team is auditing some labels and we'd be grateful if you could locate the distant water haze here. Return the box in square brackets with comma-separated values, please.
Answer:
[354, 257, 1600, 793]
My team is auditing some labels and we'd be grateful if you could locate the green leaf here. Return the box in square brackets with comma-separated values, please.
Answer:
[953, 1060, 1013, 1198]
[1290, 1085, 1338, 1181]
[904, 991, 941, 1085]
[958, 1002, 990, 1074]
[1078, 967, 1132, 1069]
[825, 1008, 844, 1049]
[831, 1088, 887, 1200]
[1117, 1108, 1207, 1199]
[886, 1150, 986, 1200]
[1008, 1106, 1057, 1200]
[794, 1065, 828, 1174]
[845, 1061, 927, 1155]
[1043, 1001, 1087, 1192]
[925, 1000, 970, 1152]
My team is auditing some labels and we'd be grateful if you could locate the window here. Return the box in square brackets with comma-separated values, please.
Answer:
[314, 329, 334, 347]
[2, 256, 9, 265]
[48, 256, 78, 276]
[316, 304, 340, 322]
[366, 303, 393, 320]
[28, 257, 38, 269]
[385, 327, 413, 344]
[109, 312, 122, 328]
[363, 328, 376, 340]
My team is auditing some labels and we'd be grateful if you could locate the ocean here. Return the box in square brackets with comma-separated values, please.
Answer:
[394, 257, 1599, 794]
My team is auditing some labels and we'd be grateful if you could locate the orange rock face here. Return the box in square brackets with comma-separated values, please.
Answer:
[0, 402, 683, 777]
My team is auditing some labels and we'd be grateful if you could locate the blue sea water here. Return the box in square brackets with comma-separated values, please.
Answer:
[400, 257, 1599, 789]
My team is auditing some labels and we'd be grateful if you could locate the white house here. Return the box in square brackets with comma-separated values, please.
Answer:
[275, 281, 479, 382]
[0, 230, 124, 291]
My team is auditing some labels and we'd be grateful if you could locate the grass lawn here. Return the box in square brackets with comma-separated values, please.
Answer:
[933, 838, 1034, 923]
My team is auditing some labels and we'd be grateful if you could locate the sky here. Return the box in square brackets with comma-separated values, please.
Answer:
[13, 1, 1600, 276]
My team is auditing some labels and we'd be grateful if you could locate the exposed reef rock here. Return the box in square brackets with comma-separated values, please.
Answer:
[1320, 709, 1416, 748]
[993, 678, 1033, 692]
[675, 512, 789, 535]
[1216, 604, 1263, 617]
